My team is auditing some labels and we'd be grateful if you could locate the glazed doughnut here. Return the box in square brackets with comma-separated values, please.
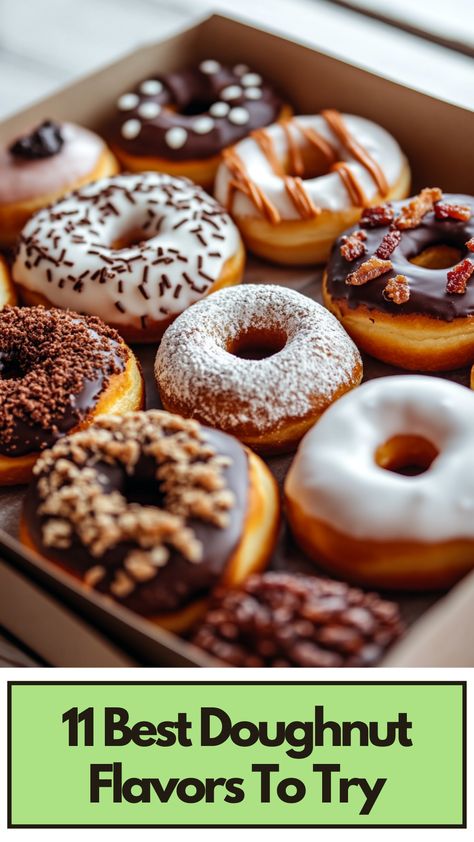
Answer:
[214, 110, 410, 264]
[285, 376, 474, 590]
[0, 120, 118, 247]
[0, 255, 17, 308]
[323, 189, 474, 370]
[107, 60, 290, 188]
[0, 306, 143, 485]
[155, 284, 363, 454]
[13, 172, 245, 342]
[20, 411, 280, 632]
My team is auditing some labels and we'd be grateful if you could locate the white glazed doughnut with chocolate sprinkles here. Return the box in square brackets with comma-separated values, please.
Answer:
[20, 410, 280, 631]
[13, 172, 245, 342]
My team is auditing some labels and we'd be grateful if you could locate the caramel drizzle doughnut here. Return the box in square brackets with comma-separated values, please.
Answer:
[223, 147, 281, 224]
[292, 118, 338, 166]
[321, 109, 389, 196]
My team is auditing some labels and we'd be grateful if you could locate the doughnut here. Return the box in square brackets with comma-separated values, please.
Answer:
[285, 375, 474, 590]
[13, 172, 245, 342]
[155, 284, 363, 455]
[323, 189, 474, 370]
[0, 255, 17, 308]
[214, 110, 410, 264]
[192, 572, 404, 667]
[0, 120, 118, 247]
[0, 306, 143, 485]
[107, 60, 290, 188]
[20, 411, 280, 632]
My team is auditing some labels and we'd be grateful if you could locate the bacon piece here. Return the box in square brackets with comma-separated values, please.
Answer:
[466, 237, 474, 252]
[434, 201, 472, 222]
[375, 228, 401, 259]
[340, 230, 367, 261]
[346, 256, 392, 286]
[383, 275, 410, 304]
[359, 205, 394, 228]
[395, 187, 442, 230]
[446, 258, 474, 294]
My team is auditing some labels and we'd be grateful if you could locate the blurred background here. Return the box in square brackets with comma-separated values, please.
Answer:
[0, 0, 473, 120]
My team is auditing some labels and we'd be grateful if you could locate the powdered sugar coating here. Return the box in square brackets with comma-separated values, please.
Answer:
[155, 284, 362, 435]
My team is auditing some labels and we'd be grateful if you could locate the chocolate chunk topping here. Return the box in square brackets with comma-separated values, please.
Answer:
[192, 572, 404, 667]
[9, 120, 64, 160]
[0, 306, 126, 456]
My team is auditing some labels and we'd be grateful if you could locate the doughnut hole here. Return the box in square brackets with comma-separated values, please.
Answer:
[0, 353, 27, 381]
[228, 327, 287, 360]
[409, 243, 463, 269]
[283, 141, 332, 180]
[375, 434, 439, 477]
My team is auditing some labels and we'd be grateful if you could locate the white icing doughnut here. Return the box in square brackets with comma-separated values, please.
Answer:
[14, 172, 241, 331]
[155, 284, 362, 441]
[215, 112, 406, 221]
[286, 375, 474, 542]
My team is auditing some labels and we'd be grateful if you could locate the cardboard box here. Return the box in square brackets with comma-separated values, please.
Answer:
[1, 13, 473, 667]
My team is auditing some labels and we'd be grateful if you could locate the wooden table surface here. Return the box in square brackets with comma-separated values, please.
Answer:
[0, 0, 472, 666]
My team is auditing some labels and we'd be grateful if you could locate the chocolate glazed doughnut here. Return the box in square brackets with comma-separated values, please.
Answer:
[323, 189, 474, 370]
[107, 60, 291, 188]
[21, 411, 280, 632]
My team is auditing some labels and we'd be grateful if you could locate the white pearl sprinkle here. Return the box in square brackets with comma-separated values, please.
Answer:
[220, 85, 242, 101]
[165, 126, 188, 149]
[140, 79, 163, 96]
[228, 107, 250, 126]
[121, 119, 142, 139]
[117, 93, 139, 111]
[192, 116, 215, 134]
[137, 101, 161, 119]
[245, 87, 262, 100]
[241, 72, 262, 87]
[233, 63, 249, 76]
[210, 101, 230, 117]
[199, 59, 221, 75]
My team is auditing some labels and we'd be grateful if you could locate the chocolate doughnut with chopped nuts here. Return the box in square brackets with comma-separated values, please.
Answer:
[21, 410, 280, 631]
[0, 306, 143, 485]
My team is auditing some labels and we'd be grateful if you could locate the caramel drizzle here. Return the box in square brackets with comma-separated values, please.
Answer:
[281, 119, 305, 177]
[254, 123, 321, 220]
[332, 161, 369, 207]
[222, 147, 281, 224]
[292, 119, 338, 167]
[251, 128, 285, 177]
[283, 176, 321, 220]
[321, 109, 389, 197]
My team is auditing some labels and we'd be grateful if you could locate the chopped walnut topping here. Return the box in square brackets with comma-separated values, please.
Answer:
[466, 237, 474, 252]
[34, 411, 236, 592]
[383, 275, 410, 304]
[446, 258, 474, 294]
[340, 230, 367, 261]
[375, 228, 401, 259]
[359, 205, 394, 228]
[395, 187, 442, 230]
[434, 201, 472, 222]
[345, 256, 392, 286]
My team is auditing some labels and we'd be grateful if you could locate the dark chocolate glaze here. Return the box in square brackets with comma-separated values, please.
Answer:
[9, 121, 64, 160]
[325, 194, 474, 322]
[23, 428, 249, 615]
[107, 62, 285, 161]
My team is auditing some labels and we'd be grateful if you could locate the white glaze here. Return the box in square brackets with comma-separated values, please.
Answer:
[215, 113, 406, 220]
[285, 376, 474, 542]
[14, 172, 241, 329]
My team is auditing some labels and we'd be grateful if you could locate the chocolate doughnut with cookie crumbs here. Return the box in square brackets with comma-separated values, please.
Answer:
[192, 572, 404, 667]
[13, 172, 245, 342]
[107, 60, 290, 188]
[0, 306, 143, 484]
[21, 411, 280, 631]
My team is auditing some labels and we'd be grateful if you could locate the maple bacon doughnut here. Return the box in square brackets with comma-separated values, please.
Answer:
[107, 60, 290, 188]
[0, 120, 118, 247]
[285, 376, 474, 590]
[323, 189, 474, 370]
[155, 285, 363, 454]
[214, 110, 410, 264]
[0, 306, 143, 485]
[21, 411, 280, 632]
[13, 172, 244, 342]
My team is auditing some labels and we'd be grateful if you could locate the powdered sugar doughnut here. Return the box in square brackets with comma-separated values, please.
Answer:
[285, 375, 474, 589]
[155, 284, 363, 454]
[13, 172, 244, 342]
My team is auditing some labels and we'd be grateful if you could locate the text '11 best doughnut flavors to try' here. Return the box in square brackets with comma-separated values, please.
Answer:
[0, 14, 473, 667]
